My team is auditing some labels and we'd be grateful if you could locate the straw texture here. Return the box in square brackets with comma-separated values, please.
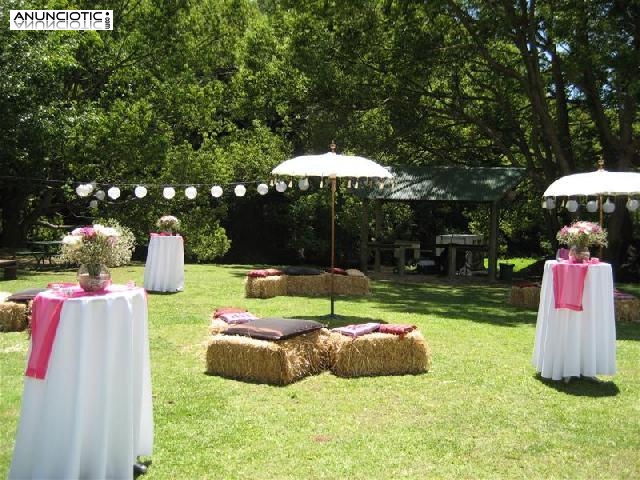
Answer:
[327, 330, 431, 377]
[206, 328, 331, 385]
[509, 284, 541, 309]
[244, 275, 287, 298]
[245, 273, 370, 298]
[615, 297, 640, 322]
[0, 302, 29, 332]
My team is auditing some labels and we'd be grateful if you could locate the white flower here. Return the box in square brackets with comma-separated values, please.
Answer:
[62, 235, 81, 245]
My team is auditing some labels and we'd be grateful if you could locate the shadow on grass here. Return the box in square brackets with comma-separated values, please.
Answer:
[291, 314, 388, 329]
[615, 322, 640, 341]
[369, 280, 537, 327]
[535, 374, 620, 397]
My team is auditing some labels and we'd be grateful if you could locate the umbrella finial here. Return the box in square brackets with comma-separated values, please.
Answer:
[329, 141, 337, 153]
[597, 156, 605, 170]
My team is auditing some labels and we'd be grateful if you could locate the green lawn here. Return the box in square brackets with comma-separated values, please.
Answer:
[1, 264, 639, 479]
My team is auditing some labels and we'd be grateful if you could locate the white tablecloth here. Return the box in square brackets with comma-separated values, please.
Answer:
[9, 286, 153, 480]
[144, 235, 184, 292]
[532, 260, 616, 380]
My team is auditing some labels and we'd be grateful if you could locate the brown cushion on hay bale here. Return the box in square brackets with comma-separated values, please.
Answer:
[0, 302, 29, 332]
[327, 330, 431, 377]
[6, 288, 46, 304]
[245, 275, 287, 298]
[222, 318, 325, 341]
[615, 297, 640, 322]
[206, 328, 331, 385]
[282, 266, 324, 276]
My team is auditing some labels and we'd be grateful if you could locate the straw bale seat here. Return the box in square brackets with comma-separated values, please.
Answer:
[327, 330, 431, 378]
[245, 272, 370, 299]
[509, 282, 541, 309]
[285, 273, 330, 296]
[614, 292, 640, 323]
[245, 275, 287, 299]
[206, 318, 331, 385]
[0, 301, 29, 332]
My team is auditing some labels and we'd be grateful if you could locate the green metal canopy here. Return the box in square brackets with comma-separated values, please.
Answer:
[357, 165, 527, 281]
[367, 166, 526, 202]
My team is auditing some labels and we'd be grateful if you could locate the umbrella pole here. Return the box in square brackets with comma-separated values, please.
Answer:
[330, 176, 336, 317]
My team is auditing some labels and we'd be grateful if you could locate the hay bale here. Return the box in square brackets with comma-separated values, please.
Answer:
[285, 273, 329, 297]
[327, 330, 431, 377]
[0, 302, 29, 332]
[509, 283, 540, 309]
[331, 274, 370, 296]
[209, 318, 230, 335]
[615, 297, 640, 323]
[245, 275, 287, 298]
[206, 328, 331, 385]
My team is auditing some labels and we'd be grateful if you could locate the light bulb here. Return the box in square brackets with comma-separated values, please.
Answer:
[134, 185, 147, 198]
[163, 187, 176, 199]
[210, 186, 223, 198]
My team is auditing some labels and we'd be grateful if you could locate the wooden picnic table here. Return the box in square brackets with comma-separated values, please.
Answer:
[15, 241, 63, 267]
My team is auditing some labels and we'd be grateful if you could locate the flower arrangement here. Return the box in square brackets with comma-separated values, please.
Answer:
[556, 221, 608, 249]
[156, 215, 180, 234]
[59, 223, 133, 275]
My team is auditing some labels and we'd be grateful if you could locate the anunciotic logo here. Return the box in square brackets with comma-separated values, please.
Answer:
[10, 10, 113, 30]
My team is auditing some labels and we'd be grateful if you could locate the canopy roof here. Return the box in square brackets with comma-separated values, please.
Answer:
[364, 166, 526, 202]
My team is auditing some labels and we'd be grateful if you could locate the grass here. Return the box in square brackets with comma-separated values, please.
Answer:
[1, 264, 640, 479]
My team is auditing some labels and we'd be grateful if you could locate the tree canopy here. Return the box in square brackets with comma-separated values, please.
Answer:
[1, 0, 638, 272]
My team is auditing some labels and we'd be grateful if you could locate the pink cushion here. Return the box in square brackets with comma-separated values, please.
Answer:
[332, 323, 380, 338]
[213, 307, 247, 318]
[247, 269, 283, 278]
[325, 267, 348, 275]
[378, 324, 416, 336]
[219, 312, 259, 324]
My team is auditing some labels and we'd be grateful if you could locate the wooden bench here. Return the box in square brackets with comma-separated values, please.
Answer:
[0, 259, 18, 280]
[14, 250, 50, 266]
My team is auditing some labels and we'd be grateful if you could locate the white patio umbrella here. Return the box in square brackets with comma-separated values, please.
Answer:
[543, 169, 640, 197]
[272, 144, 392, 316]
[542, 167, 640, 222]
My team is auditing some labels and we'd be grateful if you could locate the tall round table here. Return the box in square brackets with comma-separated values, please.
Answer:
[144, 234, 184, 292]
[9, 285, 153, 480]
[532, 260, 616, 381]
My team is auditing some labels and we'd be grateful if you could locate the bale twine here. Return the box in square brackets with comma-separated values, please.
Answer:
[509, 283, 540, 309]
[245, 275, 287, 298]
[615, 297, 640, 323]
[332, 274, 370, 296]
[0, 302, 29, 332]
[206, 328, 331, 385]
[327, 330, 431, 378]
[285, 274, 329, 297]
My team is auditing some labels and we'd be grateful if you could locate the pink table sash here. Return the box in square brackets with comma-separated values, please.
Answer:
[25, 285, 139, 379]
[25, 295, 65, 379]
[552, 262, 591, 311]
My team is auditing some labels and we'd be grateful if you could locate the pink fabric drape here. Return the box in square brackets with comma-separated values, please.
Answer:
[552, 262, 590, 311]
